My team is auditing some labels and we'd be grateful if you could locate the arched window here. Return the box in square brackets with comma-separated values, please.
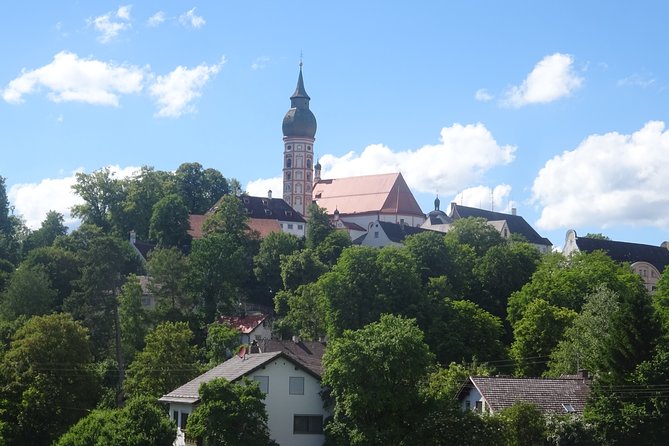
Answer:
[307, 158, 312, 169]
[286, 157, 292, 168]
[296, 183, 302, 193]
[296, 156, 303, 168]
[284, 183, 291, 192]
[285, 171, 291, 180]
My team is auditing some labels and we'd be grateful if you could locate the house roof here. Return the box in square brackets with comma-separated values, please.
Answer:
[377, 220, 434, 244]
[458, 375, 591, 414]
[574, 236, 669, 273]
[219, 313, 269, 334]
[450, 204, 552, 247]
[188, 195, 304, 240]
[159, 340, 327, 405]
[159, 352, 284, 404]
[313, 172, 424, 218]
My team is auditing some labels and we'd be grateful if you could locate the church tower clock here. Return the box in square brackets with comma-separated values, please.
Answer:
[281, 63, 317, 216]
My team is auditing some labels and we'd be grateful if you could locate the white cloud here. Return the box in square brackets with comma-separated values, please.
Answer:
[251, 56, 270, 71]
[8, 165, 140, 230]
[88, 5, 132, 43]
[475, 88, 493, 102]
[451, 184, 514, 213]
[502, 53, 583, 108]
[149, 58, 225, 117]
[532, 121, 669, 230]
[179, 8, 205, 28]
[617, 73, 655, 88]
[246, 177, 282, 198]
[319, 123, 515, 196]
[147, 11, 166, 27]
[2, 51, 145, 105]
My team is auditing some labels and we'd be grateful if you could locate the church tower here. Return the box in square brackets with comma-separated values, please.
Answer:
[282, 63, 317, 216]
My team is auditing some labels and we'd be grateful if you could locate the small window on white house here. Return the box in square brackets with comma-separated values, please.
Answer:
[288, 224, 294, 229]
[180, 412, 188, 430]
[298, 224, 303, 230]
[289, 376, 305, 395]
[254, 376, 269, 394]
[374, 232, 379, 238]
[173, 410, 178, 423]
[475, 401, 483, 412]
[293, 415, 323, 434]
[465, 400, 471, 411]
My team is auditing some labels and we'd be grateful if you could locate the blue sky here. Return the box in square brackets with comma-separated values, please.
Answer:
[2, 1, 669, 249]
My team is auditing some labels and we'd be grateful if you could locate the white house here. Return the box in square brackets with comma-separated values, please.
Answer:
[160, 341, 329, 446]
[218, 312, 272, 345]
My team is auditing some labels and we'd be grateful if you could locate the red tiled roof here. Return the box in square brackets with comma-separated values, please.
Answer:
[247, 218, 282, 238]
[187, 214, 206, 239]
[313, 172, 424, 217]
[219, 314, 269, 334]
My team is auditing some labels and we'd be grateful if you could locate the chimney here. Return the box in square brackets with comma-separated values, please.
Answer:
[129, 230, 136, 244]
[250, 340, 260, 354]
[268, 189, 272, 199]
[511, 208, 517, 216]
[578, 369, 589, 379]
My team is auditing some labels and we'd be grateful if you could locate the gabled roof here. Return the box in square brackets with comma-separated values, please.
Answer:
[450, 204, 552, 246]
[188, 195, 304, 239]
[219, 313, 269, 334]
[458, 375, 591, 414]
[377, 220, 433, 244]
[159, 352, 284, 404]
[313, 172, 424, 217]
[159, 340, 327, 405]
[573, 236, 669, 273]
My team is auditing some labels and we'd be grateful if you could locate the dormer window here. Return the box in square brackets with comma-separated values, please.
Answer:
[264, 209, 272, 216]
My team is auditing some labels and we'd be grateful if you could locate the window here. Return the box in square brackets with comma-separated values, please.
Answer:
[286, 157, 292, 168]
[297, 144, 303, 150]
[285, 172, 291, 180]
[293, 415, 323, 434]
[307, 145, 312, 151]
[288, 224, 294, 229]
[465, 401, 471, 411]
[307, 159, 312, 169]
[298, 224, 303, 230]
[562, 403, 576, 413]
[180, 412, 189, 430]
[475, 401, 483, 412]
[254, 376, 269, 394]
[286, 145, 292, 151]
[289, 376, 305, 395]
[173, 410, 178, 423]
[374, 231, 379, 239]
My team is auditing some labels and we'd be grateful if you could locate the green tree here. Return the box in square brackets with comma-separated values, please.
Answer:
[23, 210, 68, 253]
[22, 246, 82, 311]
[149, 193, 191, 248]
[510, 299, 576, 376]
[279, 248, 328, 291]
[56, 396, 175, 446]
[315, 230, 352, 266]
[145, 247, 192, 320]
[274, 283, 327, 340]
[323, 315, 434, 445]
[120, 166, 175, 240]
[187, 378, 276, 446]
[445, 217, 505, 257]
[118, 275, 150, 363]
[205, 321, 240, 365]
[426, 298, 506, 365]
[0, 313, 100, 445]
[500, 402, 547, 446]
[71, 167, 126, 232]
[175, 162, 229, 214]
[548, 287, 620, 377]
[305, 203, 333, 249]
[253, 231, 303, 295]
[404, 230, 450, 284]
[1, 264, 57, 318]
[202, 194, 251, 239]
[124, 321, 200, 398]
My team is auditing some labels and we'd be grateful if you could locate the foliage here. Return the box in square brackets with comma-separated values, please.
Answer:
[175, 162, 229, 214]
[56, 396, 175, 446]
[145, 247, 192, 320]
[444, 217, 505, 257]
[548, 287, 620, 377]
[22, 246, 82, 309]
[510, 299, 576, 376]
[22, 210, 68, 253]
[71, 167, 126, 232]
[545, 414, 597, 446]
[323, 315, 434, 445]
[425, 297, 506, 365]
[424, 361, 494, 404]
[187, 377, 276, 446]
[118, 275, 150, 363]
[205, 321, 240, 365]
[507, 251, 644, 326]
[315, 230, 352, 266]
[305, 203, 333, 249]
[1, 264, 57, 318]
[124, 321, 201, 398]
[279, 248, 327, 291]
[499, 402, 547, 446]
[0, 313, 100, 445]
[273, 283, 327, 340]
[149, 193, 191, 248]
[253, 231, 303, 296]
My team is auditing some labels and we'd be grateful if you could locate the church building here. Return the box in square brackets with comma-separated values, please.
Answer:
[281, 65, 426, 234]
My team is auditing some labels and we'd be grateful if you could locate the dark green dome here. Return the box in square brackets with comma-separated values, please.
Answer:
[282, 65, 317, 138]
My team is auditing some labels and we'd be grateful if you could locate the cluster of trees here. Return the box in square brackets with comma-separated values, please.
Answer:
[2, 163, 669, 445]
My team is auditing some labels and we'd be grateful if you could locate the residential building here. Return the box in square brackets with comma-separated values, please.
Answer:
[160, 340, 328, 446]
[355, 219, 436, 248]
[456, 372, 591, 415]
[563, 229, 669, 292]
[219, 312, 272, 345]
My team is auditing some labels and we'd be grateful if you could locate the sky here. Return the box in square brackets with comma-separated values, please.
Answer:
[2, 1, 669, 249]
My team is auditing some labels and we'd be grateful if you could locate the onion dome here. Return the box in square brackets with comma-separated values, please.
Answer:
[282, 64, 317, 138]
